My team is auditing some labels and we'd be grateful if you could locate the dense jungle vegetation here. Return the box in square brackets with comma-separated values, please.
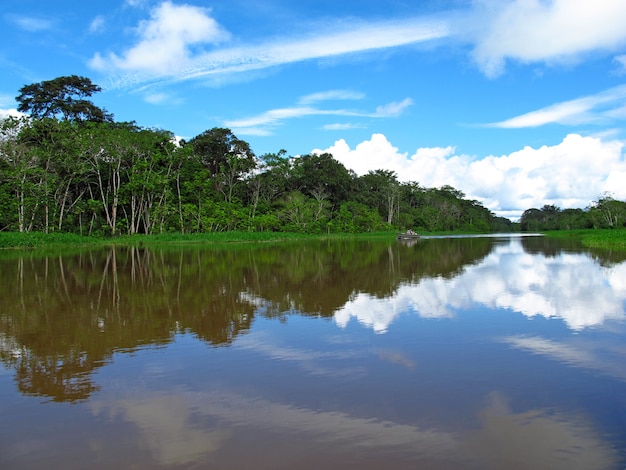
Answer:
[1, 75, 623, 237]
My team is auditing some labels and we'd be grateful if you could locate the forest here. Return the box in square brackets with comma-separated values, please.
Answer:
[1, 75, 622, 236]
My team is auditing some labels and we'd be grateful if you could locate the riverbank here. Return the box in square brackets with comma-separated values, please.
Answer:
[543, 228, 626, 250]
[2, 229, 624, 251]
[0, 230, 398, 250]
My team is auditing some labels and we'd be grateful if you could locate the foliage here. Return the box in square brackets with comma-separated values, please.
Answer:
[521, 197, 626, 232]
[2, 75, 571, 239]
[15, 75, 112, 122]
[544, 228, 626, 251]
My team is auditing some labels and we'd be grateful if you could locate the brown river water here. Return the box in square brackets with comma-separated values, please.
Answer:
[1, 235, 625, 469]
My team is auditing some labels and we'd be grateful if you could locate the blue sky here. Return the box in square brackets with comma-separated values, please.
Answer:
[2, 0, 626, 219]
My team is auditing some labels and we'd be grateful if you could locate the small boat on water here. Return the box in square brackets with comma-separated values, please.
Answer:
[397, 233, 420, 240]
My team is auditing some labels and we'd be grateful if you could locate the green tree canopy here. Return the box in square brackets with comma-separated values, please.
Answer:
[16, 75, 112, 122]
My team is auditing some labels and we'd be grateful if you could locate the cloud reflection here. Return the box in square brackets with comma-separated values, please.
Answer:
[501, 335, 626, 382]
[334, 240, 626, 332]
[463, 392, 619, 470]
[89, 388, 618, 469]
[91, 394, 231, 466]
[234, 331, 367, 379]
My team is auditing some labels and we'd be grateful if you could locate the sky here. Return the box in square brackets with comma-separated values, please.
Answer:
[1, 0, 626, 220]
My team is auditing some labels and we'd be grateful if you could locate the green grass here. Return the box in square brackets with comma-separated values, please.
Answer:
[543, 228, 626, 250]
[0, 230, 398, 250]
[5, 229, 624, 251]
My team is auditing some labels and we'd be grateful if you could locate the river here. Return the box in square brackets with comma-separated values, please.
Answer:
[1, 235, 625, 469]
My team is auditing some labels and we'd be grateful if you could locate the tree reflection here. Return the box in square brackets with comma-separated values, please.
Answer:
[0, 238, 493, 402]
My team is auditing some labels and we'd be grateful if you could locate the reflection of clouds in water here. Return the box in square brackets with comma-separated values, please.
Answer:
[89, 388, 618, 469]
[335, 240, 626, 332]
[464, 392, 619, 470]
[607, 261, 626, 295]
[376, 348, 416, 370]
[90, 389, 459, 467]
[501, 335, 626, 382]
[90, 394, 231, 466]
[334, 277, 460, 333]
[234, 331, 367, 378]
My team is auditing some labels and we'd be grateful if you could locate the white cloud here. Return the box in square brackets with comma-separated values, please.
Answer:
[0, 95, 26, 120]
[144, 92, 169, 104]
[0, 109, 24, 120]
[90, 6, 448, 88]
[490, 84, 626, 128]
[226, 95, 412, 136]
[470, 0, 626, 77]
[299, 90, 365, 105]
[89, 1, 230, 76]
[613, 54, 626, 74]
[314, 132, 626, 218]
[323, 123, 366, 131]
[89, 15, 106, 34]
[6, 14, 54, 32]
[375, 98, 414, 117]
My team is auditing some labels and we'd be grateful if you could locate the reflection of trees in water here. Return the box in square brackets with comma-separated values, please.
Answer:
[0, 239, 493, 402]
[521, 235, 626, 265]
[245, 238, 493, 318]
[521, 236, 585, 257]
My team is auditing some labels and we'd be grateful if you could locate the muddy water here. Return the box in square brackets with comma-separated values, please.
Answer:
[1, 236, 625, 469]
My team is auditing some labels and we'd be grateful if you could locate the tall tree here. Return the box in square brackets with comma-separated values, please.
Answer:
[16, 75, 112, 122]
[189, 128, 256, 204]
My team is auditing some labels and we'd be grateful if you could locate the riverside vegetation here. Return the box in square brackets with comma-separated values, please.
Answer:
[1, 76, 625, 246]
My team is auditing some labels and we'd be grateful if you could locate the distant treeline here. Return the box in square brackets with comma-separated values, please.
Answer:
[1, 117, 517, 235]
[521, 199, 626, 232]
[15, 74, 626, 236]
[0, 75, 521, 236]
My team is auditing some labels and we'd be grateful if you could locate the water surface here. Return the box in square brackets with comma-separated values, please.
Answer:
[1, 235, 625, 469]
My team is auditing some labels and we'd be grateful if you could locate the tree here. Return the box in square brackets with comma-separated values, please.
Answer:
[290, 153, 354, 208]
[355, 170, 399, 225]
[16, 75, 112, 122]
[189, 128, 256, 204]
[589, 194, 626, 228]
[0, 116, 42, 231]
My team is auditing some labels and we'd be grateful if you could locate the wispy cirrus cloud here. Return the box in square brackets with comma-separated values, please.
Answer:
[323, 123, 366, 131]
[487, 84, 626, 128]
[88, 15, 106, 34]
[298, 90, 365, 105]
[6, 14, 55, 32]
[375, 98, 414, 117]
[89, 1, 449, 89]
[225, 93, 412, 136]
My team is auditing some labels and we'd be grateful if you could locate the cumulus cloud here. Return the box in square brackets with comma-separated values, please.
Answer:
[0, 109, 23, 120]
[89, 1, 230, 76]
[470, 0, 626, 77]
[89, 2, 448, 88]
[314, 133, 626, 218]
[0, 95, 24, 119]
